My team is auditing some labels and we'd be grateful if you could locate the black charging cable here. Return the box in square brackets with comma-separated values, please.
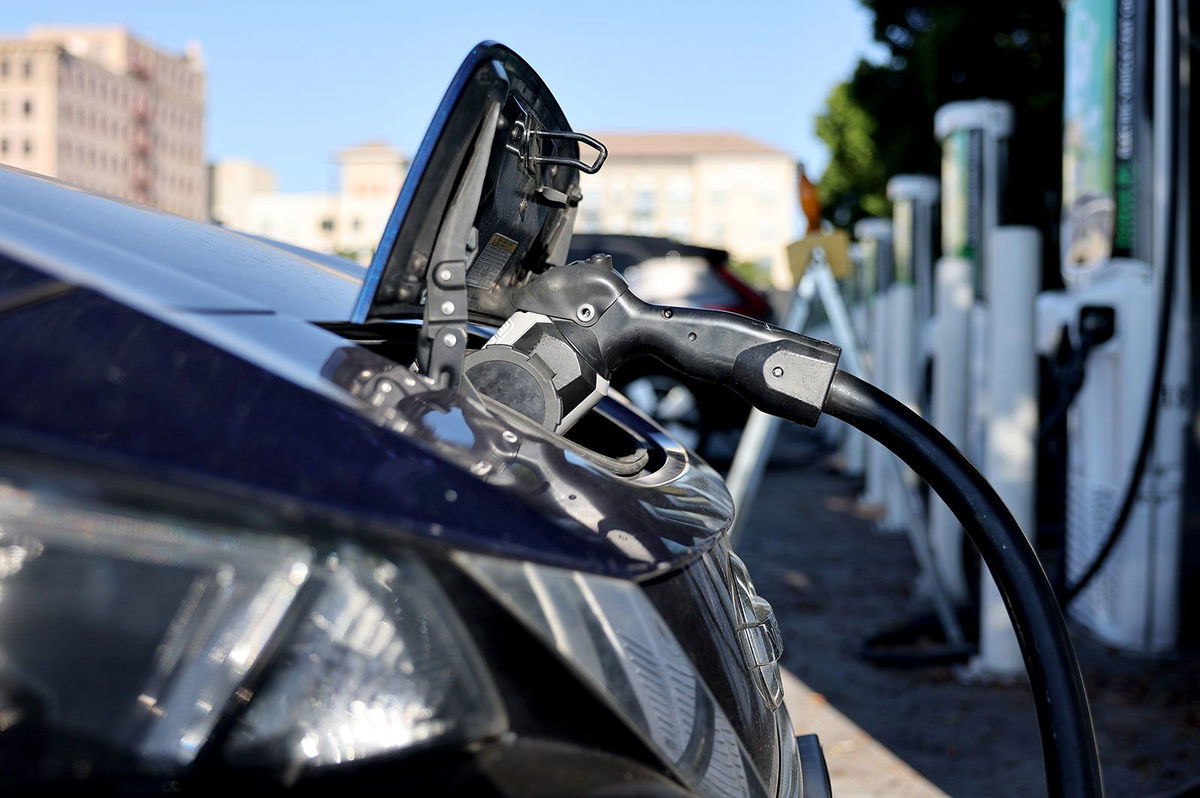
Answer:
[471, 255, 1104, 797]
[824, 370, 1102, 798]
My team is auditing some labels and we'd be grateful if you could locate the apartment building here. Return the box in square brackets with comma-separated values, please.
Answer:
[210, 141, 408, 263]
[576, 133, 799, 287]
[0, 25, 206, 219]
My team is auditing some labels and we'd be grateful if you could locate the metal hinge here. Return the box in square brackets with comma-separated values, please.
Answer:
[421, 259, 469, 390]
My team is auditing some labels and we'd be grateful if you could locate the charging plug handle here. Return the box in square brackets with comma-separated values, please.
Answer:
[511, 255, 841, 426]
[493, 254, 1100, 797]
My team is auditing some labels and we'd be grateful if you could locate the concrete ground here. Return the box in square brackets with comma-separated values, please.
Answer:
[783, 668, 947, 797]
[733, 427, 1200, 798]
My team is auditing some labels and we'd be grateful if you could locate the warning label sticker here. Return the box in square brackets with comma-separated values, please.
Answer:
[468, 233, 519, 288]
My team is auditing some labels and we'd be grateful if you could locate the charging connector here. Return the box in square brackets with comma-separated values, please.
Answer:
[467, 254, 1102, 797]
[467, 255, 841, 432]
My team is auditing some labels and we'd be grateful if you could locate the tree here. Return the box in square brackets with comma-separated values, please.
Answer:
[816, 1, 1064, 242]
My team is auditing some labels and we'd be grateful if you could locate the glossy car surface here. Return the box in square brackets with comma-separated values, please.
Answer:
[0, 42, 800, 797]
[0, 179, 796, 796]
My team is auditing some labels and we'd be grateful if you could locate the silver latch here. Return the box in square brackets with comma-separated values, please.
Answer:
[506, 122, 608, 175]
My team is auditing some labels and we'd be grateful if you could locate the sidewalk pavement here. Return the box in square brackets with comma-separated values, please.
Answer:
[782, 668, 948, 798]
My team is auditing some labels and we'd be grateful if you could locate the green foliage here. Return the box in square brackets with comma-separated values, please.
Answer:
[336, 247, 375, 264]
[727, 258, 771, 289]
[816, 1, 1064, 235]
[815, 82, 891, 222]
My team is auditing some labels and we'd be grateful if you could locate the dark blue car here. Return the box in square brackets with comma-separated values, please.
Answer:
[0, 43, 816, 796]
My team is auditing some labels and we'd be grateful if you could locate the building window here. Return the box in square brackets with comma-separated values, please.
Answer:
[22, 139, 32, 156]
[22, 99, 32, 118]
[22, 60, 32, 79]
[0, 61, 8, 78]
[578, 208, 601, 233]
[632, 189, 655, 235]
[352, 218, 361, 231]
[0, 139, 8, 156]
[667, 216, 691, 240]
[633, 189, 655, 215]
[668, 180, 692, 210]
[320, 218, 335, 232]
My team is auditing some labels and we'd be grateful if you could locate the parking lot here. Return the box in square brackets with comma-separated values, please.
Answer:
[734, 426, 1200, 797]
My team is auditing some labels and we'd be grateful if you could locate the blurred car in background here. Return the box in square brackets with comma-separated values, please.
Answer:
[568, 234, 772, 458]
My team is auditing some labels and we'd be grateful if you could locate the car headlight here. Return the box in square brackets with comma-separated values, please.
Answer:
[223, 541, 505, 776]
[0, 482, 504, 787]
[456, 552, 767, 798]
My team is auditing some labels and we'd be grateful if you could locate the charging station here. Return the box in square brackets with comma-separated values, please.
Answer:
[1037, 0, 1191, 654]
[929, 100, 1013, 603]
[853, 218, 893, 512]
[884, 176, 939, 530]
[888, 176, 941, 343]
[888, 176, 940, 412]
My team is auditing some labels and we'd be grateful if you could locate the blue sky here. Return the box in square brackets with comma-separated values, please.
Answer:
[2, 1, 884, 192]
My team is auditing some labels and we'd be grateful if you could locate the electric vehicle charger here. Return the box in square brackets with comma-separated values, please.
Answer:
[1051, 3, 1181, 609]
[467, 254, 1103, 797]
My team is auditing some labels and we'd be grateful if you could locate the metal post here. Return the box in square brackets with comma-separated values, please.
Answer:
[813, 262, 863, 377]
[725, 265, 818, 543]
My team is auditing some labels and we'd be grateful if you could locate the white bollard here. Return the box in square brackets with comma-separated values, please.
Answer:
[861, 293, 889, 507]
[855, 219, 893, 509]
[970, 227, 1041, 677]
[882, 281, 918, 531]
[841, 296, 869, 477]
[928, 256, 973, 603]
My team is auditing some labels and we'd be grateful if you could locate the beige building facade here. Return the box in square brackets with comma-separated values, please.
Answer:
[0, 25, 206, 219]
[577, 133, 799, 287]
[210, 142, 408, 263]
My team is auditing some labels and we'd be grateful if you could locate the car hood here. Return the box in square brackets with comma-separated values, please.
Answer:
[0, 169, 733, 582]
[0, 165, 365, 322]
[353, 41, 604, 325]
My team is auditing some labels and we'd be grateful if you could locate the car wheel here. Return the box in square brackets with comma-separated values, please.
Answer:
[619, 374, 705, 451]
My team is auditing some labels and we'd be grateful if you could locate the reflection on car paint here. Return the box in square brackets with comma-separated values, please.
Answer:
[325, 345, 735, 575]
